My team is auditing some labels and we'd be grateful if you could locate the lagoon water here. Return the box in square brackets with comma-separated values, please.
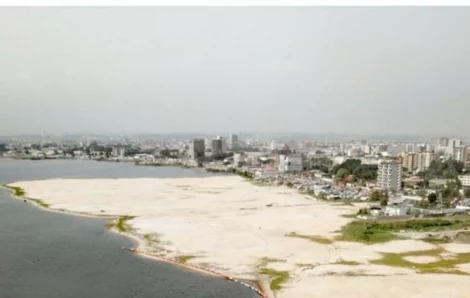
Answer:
[0, 159, 257, 298]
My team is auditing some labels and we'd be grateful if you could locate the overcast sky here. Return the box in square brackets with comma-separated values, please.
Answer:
[0, 7, 469, 136]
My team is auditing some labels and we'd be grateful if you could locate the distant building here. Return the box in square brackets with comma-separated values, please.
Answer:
[458, 175, 470, 187]
[438, 137, 449, 148]
[373, 144, 388, 155]
[112, 146, 126, 157]
[402, 153, 417, 171]
[446, 139, 463, 157]
[405, 143, 416, 153]
[220, 137, 228, 153]
[249, 155, 260, 166]
[229, 134, 239, 150]
[415, 152, 435, 172]
[233, 152, 245, 166]
[377, 159, 402, 192]
[465, 146, 470, 168]
[452, 146, 465, 162]
[190, 139, 205, 160]
[385, 204, 409, 216]
[278, 154, 303, 173]
[425, 143, 434, 152]
[347, 148, 361, 157]
[211, 139, 223, 157]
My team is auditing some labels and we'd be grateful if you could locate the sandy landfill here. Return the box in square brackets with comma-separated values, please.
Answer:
[9, 176, 470, 298]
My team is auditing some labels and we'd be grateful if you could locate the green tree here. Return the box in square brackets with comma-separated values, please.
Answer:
[464, 188, 470, 198]
[380, 197, 388, 206]
[427, 192, 438, 205]
[442, 180, 460, 199]
[370, 190, 385, 202]
[336, 168, 350, 180]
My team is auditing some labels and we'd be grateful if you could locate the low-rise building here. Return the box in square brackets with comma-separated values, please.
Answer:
[278, 154, 303, 173]
[385, 204, 409, 216]
[233, 153, 245, 166]
[112, 146, 126, 157]
[458, 175, 470, 187]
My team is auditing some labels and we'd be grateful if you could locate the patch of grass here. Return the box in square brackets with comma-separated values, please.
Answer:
[259, 268, 289, 291]
[29, 198, 50, 208]
[325, 272, 386, 277]
[421, 237, 452, 244]
[296, 263, 316, 269]
[335, 221, 399, 243]
[286, 232, 333, 245]
[370, 247, 470, 275]
[116, 216, 135, 232]
[257, 257, 286, 268]
[341, 214, 357, 218]
[175, 255, 198, 263]
[3, 185, 25, 196]
[334, 260, 361, 266]
[335, 219, 470, 243]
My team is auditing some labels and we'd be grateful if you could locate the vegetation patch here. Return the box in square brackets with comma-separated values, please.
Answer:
[370, 247, 470, 275]
[335, 219, 470, 243]
[258, 268, 290, 291]
[286, 232, 333, 245]
[257, 257, 286, 268]
[175, 255, 198, 264]
[296, 263, 316, 269]
[3, 185, 26, 196]
[421, 237, 452, 244]
[341, 213, 357, 218]
[116, 215, 136, 232]
[29, 198, 50, 208]
[334, 260, 361, 266]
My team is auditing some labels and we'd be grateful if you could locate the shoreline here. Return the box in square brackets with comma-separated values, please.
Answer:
[0, 184, 271, 298]
[5, 176, 470, 298]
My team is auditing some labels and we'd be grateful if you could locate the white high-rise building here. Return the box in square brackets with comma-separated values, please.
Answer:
[416, 152, 435, 172]
[377, 160, 402, 192]
[446, 139, 463, 157]
[453, 146, 465, 162]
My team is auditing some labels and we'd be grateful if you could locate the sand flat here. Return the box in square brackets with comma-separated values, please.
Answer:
[10, 176, 470, 298]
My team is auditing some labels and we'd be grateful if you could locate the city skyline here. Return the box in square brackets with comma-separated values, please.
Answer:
[1, 7, 470, 135]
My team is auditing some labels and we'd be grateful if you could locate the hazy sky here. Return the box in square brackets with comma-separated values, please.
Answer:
[1, 7, 469, 135]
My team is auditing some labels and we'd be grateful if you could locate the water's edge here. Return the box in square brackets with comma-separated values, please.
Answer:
[1, 184, 272, 298]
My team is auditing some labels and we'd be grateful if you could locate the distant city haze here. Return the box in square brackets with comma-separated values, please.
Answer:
[1, 7, 469, 136]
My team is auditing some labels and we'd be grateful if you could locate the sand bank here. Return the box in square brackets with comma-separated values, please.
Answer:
[8, 176, 470, 298]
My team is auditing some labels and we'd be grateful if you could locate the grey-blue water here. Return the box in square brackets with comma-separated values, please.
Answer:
[0, 159, 257, 298]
